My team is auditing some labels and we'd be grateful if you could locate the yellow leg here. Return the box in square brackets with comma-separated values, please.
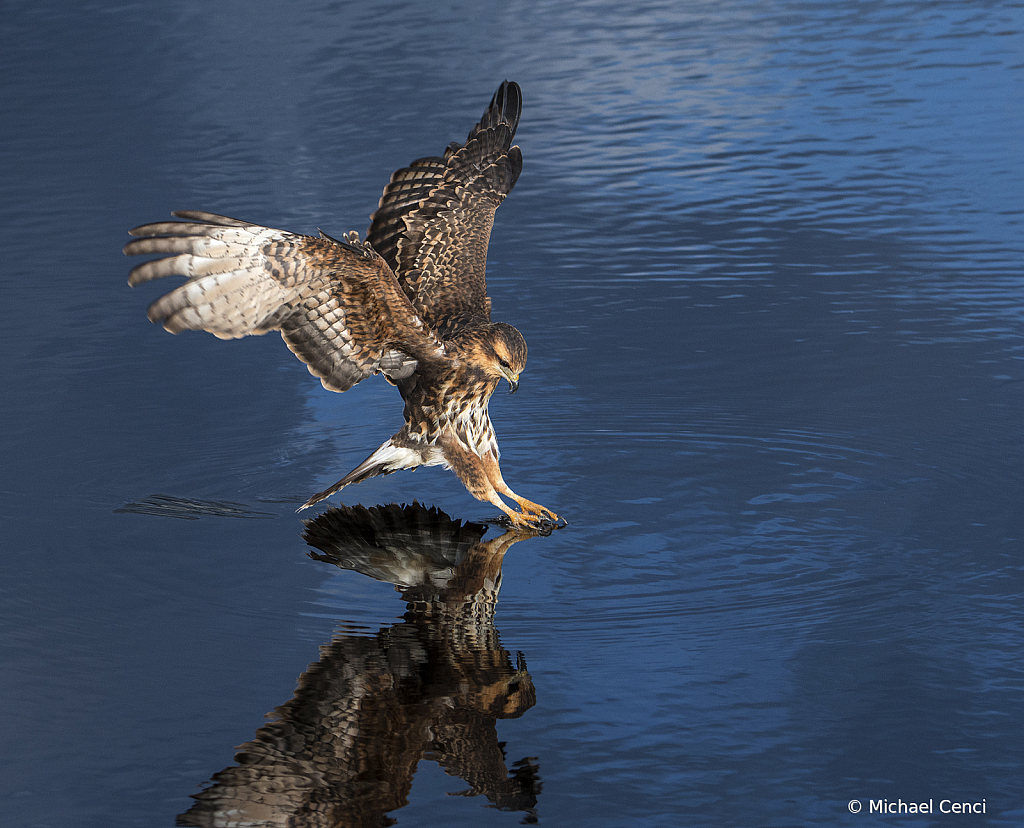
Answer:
[481, 453, 563, 526]
[444, 438, 564, 529]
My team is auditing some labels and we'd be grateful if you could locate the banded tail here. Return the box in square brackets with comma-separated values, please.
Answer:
[298, 433, 442, 511]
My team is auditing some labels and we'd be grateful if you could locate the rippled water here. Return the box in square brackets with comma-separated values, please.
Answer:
[2, 1, 1022, 825]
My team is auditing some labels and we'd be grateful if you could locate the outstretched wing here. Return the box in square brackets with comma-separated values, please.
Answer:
[125, 211, 442, 392]
[365, 80, 523, 334]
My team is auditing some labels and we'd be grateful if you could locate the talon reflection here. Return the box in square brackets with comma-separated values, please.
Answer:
[178, 502, 543, 827]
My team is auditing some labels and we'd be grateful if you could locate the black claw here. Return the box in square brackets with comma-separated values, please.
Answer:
[486, 512, 567, 535]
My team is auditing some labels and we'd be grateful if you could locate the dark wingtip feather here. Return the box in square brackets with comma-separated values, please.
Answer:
[497, 80, 522, 135]
[471, 80, 522, 141]
[508, 144, 523, 187]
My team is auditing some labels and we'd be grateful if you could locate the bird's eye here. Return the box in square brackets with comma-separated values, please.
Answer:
[498, 358, 511, 369]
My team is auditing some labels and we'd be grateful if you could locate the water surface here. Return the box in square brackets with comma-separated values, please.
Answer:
[1, 1, 1022, 825]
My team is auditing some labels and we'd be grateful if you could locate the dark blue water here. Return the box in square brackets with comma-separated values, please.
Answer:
[2, 1, 1022, 825]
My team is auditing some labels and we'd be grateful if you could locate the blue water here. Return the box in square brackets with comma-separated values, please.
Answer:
[2, 1, 1022, 825]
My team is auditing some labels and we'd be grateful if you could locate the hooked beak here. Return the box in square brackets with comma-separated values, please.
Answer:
[502, 368, 520, 394]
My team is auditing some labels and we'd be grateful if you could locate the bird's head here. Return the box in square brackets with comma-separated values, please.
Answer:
[467, 322, 528, 393]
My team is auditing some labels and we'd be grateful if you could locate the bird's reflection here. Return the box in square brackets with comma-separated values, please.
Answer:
[178, 502, 542, 827]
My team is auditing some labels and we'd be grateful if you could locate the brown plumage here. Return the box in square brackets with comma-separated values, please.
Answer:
[125, 81, 561, 529]
[178, 503, 541, 826]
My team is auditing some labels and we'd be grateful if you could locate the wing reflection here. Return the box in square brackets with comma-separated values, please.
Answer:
[178, 502, 542, 827]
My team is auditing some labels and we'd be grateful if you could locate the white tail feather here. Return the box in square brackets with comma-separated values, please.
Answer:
[297, 438, 443, 511]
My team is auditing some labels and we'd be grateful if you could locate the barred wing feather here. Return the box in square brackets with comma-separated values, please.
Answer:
[366, 80, 523, 334]
[125, 211, 440, 393]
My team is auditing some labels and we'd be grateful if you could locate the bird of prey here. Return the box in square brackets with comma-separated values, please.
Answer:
[125, 81, 561, 529]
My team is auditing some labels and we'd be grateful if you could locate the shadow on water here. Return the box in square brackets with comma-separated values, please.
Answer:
[115, 495, 278, 520]
[178, 502, 544, 827]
